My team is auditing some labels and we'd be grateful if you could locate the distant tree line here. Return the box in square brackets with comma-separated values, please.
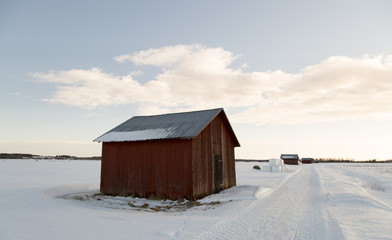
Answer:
[315, 158, 390, 163]
[2, 154, 388, 163]
[235, 159, 269, 162]
[315, 158, 355, 163]
[0, 153, 34, 159]
[236, 158, 390, 163]
[0, 153, 101, 160]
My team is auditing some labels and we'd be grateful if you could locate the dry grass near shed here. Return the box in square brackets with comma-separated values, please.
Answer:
[65, 192, 223, 212]
[361, 181, 387, 192]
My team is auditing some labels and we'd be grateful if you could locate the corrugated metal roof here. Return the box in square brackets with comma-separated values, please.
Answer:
[94, 108, 225, 142]
[280, 154, 300, 159]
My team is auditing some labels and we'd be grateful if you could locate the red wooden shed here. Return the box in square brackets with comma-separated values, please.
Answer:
[94, 108, 240, 200]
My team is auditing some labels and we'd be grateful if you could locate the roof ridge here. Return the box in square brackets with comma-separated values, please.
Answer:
[132, 107, 223, 118]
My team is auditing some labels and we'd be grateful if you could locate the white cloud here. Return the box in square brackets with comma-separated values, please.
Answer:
[231, 55, 392, 124]
[35, 45, 392, 124]
[33, 68, 166, 109]
[114, 44, 237, 69]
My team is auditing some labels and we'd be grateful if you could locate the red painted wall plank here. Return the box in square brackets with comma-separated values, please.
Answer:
[101, 139, 192, 200]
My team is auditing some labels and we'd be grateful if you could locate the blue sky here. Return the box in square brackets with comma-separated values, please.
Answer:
[1, 0, 392, 160]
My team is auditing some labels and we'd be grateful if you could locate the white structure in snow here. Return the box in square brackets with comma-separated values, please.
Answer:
[262, 158, 286, 173]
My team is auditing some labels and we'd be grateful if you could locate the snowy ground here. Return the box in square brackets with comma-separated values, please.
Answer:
[1, 160, 391, 240]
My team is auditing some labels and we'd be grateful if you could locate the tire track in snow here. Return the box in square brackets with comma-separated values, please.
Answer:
[194, 165, 344, 240]
[292, 166, 344, 240]
[316, 164, 392, 239]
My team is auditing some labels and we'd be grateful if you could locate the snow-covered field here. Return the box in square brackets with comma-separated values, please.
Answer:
[1, 160, 391, 240]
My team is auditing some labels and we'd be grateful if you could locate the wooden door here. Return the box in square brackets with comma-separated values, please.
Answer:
[214, 154, 223, 193]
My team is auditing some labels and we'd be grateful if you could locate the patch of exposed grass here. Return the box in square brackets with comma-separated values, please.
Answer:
[66, 192, 224, 212]
[362, 181, 386, 192]
[147, 194, 166, 201]
[72, 195, 85, 201]
[125, 199, 223, 212]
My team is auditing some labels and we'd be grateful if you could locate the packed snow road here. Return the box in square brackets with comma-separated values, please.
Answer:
[194, 165, 344, 240]
[1, 160, 392, 240]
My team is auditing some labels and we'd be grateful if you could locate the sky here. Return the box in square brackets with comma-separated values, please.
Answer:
[1, 0, 392, 160]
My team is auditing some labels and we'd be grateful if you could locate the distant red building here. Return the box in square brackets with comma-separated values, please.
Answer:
[280, 154, 301, 165]
[301, 158, 315, 164]
[94, 108, 240, 200]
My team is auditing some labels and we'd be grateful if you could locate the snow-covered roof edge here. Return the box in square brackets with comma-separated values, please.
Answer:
[94, 108, 240, 145]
